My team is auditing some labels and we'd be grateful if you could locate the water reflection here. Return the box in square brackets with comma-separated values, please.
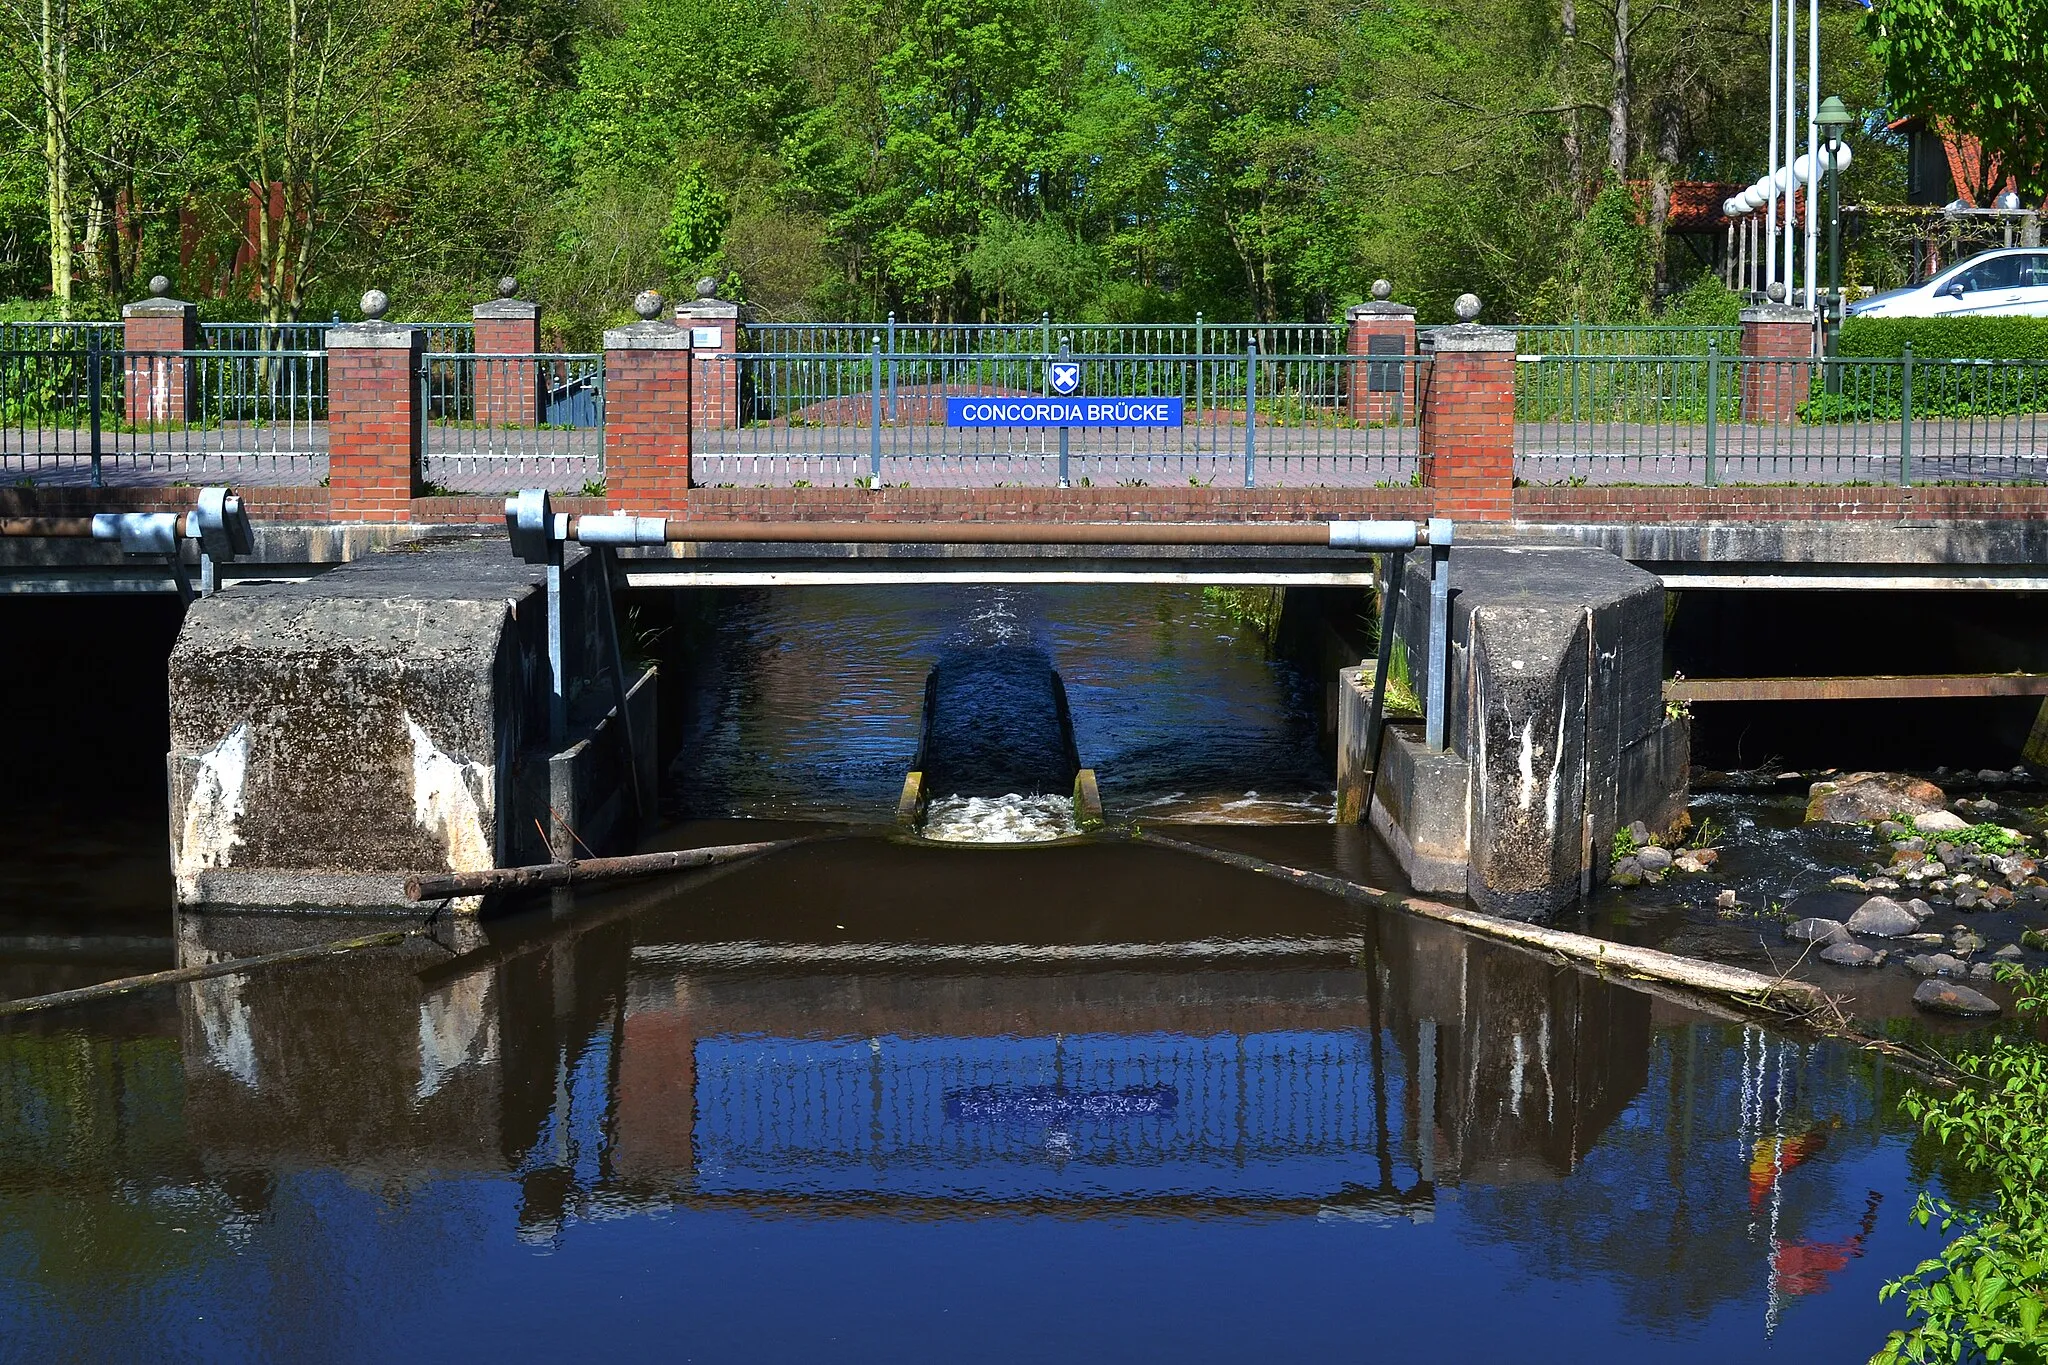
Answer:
[0, 839, 1935, 1358]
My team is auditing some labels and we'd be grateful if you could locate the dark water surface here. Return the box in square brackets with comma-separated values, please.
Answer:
[0, 586, 1961, 1360]
[0, 835, 1949, 1361]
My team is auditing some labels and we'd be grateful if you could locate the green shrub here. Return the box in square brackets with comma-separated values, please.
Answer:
[1874, 967, 2048, 1364]
[1839, 316, 2048, 361]
[1921, 820, 2028, 856]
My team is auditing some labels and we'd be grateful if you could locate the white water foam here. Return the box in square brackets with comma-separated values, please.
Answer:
[922, 793, 1077, 843]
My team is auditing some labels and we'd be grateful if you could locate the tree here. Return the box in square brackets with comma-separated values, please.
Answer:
[1867, 0, 2048, 203]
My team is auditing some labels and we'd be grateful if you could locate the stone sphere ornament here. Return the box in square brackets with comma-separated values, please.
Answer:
[1454, 293, 1483, 322]
[360, 289, 389, 321]
[498, 276, 518, 298]
[1371, 279, 1393, 301]
[148, 274, 171, 297]
[696, 276, 719, 300]
[1768, 281, 1787, 303]
[634, 289, 665, 320]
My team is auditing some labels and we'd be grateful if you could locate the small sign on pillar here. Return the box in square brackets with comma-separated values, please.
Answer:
[674, 278, 741, 430]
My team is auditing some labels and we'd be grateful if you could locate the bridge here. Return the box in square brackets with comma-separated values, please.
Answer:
[6, 280, 2046, 921]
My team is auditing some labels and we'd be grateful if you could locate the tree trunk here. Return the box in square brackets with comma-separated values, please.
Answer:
[1649, 98, 1682, 293]
[40, 0, 74, 310]
[1606, 0, 1629, 180]
[1560, 0, 1584, 204]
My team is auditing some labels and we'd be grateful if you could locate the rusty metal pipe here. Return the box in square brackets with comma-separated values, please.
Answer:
[561, 516, 1429, 549]
[1, 517, 97, 538]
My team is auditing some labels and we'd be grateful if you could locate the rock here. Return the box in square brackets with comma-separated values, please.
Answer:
[1636, 845, 1674, 873]
[1892, 836, 1927, 854]
[1905, 898, 1935, 921]
[1994, 944, 2025, 960]
[1715, 889, 1739, 910]
[1905, 932, 1946, 946]
[1978, 768, 2007, 787]
[1913, 979, 2001, 1018]
[1820, 941, 1882, 968]
[1916, 810, 1969, 834]
[1846, 896, 1920, 938]
[1905, 953, 1966, 978]
[1877, 820, 1909, 840]
[1691, 848, 1720, 868]
[1890, 850, 1926, 871]
[1950, 930, 1987, 955]
[1787, 917, 1850, 944]
[2022, 929, 2048, 951]
[1610, 869, 1641, 889]
[1673, 853, 1705, 874]
[1954, 887, 1981, 911]
[1867, 877, 1902, 892]
[1830, 876, 1871, 893]
[1981, 886, 2015, 909]
[1970, 962, 1998, 981]
[1628, 820, 1651, 846]
[1805, 772, 1947, 824]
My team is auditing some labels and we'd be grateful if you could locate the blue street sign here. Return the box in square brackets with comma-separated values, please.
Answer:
[1049, 361, 1080, 395]
[946, 397, 1183, 428]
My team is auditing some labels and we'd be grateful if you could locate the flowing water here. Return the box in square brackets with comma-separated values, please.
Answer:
[0, 586, 1988, 1360]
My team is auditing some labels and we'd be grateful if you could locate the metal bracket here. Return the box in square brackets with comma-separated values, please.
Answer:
[506, 489, 555, 565]
[1425, 517, 1453, 751]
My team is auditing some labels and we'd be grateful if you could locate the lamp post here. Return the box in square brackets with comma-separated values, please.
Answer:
[1816, 95, 1855, 358]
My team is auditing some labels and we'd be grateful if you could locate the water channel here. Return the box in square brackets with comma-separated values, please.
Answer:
[0, 585, 1978, 1359]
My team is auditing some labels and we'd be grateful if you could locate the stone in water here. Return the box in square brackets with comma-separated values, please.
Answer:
[1845, 896, 1919, 938]
[1912, 979, 2001, 1018]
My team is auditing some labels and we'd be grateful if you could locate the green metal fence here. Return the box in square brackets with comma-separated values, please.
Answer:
[1513, 347, 2048, 486]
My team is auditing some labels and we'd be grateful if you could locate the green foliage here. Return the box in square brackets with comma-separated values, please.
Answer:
[0, 0, 1898, 324]
[662, 165, 732, 281]
[1865, 0, 2048, 203]
[1840, 318, 2048, 361]
[1922, 820, 2029, 856]
[1610, 825, 1643, 867]
[1658, 274, 1745, 327]
[1873, 968, 2048, 1365]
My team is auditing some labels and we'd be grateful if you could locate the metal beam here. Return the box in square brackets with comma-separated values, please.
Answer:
[1660, 574, 2048, 592]
[1666, 673, 2048, 703]
[620, 567, 1376, 588]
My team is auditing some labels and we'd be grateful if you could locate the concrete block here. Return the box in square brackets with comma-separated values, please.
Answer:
[1377, 545, 1686, 917]
[1368, 723, 1472, 895]
[167, 538, 627, 910]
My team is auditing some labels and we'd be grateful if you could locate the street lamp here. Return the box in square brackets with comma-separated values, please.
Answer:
[1816, 95, 1855, 354]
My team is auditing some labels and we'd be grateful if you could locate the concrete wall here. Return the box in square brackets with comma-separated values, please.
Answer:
[1379, 545, 1687, 918]
[167, 539, 643, 910]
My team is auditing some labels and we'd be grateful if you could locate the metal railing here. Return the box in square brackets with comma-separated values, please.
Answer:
[1507, 323, 1742, 357]
[419, 352, 604, 494]
[0, 320, 475, 353]
[690, 346, 1427, 488]
[690, 1028, 1389, 1197]
[1514, 347, 2048, 485]
[2, 343, 327, 487]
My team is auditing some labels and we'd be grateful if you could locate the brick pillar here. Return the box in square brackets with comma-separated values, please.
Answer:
[673, 281, 741, 430]
[121, 276, 200, 426]
[328, 315, 424, 522]
[1739, 304, 1817, 422]
[473, 278, 543, 428]
[1347, 288, 1418, 425]
[1418, 322, 1516, 524]
[604, 296, 693, 513]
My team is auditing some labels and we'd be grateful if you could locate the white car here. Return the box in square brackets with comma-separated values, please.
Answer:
[1847, 247, 2048, 318]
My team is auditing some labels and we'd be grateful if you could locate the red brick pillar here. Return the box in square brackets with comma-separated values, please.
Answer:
[327, 294, 424, 522]
[121, 275, 200, 426]
[473, 277, 543, 428]
[1347, 283, 1417, 424]
[673, 280, 740, 430]
[1418, 309, 1515, 524]
[1739, 303, 1817, 422]
[605, 291, 693, 513]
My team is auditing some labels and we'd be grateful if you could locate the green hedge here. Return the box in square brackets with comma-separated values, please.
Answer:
[1837, 315, 2048, 360]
